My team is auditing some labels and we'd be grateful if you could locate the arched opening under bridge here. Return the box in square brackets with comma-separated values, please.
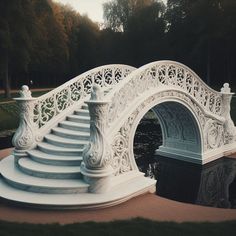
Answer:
[132, 101, 202, 170]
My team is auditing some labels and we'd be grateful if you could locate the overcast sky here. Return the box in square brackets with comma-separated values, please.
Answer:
[53, 0, 108, 23]
[53, 0, 167, 23]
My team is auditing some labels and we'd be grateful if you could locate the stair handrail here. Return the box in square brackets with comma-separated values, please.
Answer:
[105, 61, 226, 131]
[13, 64, 136, 153]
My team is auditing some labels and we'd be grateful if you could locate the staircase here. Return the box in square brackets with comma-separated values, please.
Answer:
[0, 64, 156, 209]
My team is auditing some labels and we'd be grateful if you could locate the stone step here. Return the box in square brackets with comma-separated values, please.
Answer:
[59, 121, 90, 133]
[1, 156, 89, 194]
[58, 120, 90, 133]
[67, 115, 90, 124]
[27, 150, 83, 166]
[74, 109, 89, 116]
[52, 127, 90, 140]
[17, 158, 82, 179]
[81, 104, 88, 110]
[37, 142, 84, 156]
[0, 165, 156, 209]
[44, 134, 88, 148]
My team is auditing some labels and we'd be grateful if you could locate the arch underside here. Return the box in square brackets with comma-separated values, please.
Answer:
[153, 101, 202, 161]
[111, 89, 235, 177]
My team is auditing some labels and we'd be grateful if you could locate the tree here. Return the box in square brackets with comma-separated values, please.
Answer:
[0, 0, 37, 97]
[126, 1, 166, 65]
[29, 0, 69, 86]
[103, 0, 166, 66]
[165, 0, 230, 86]
[76, 15, 100, 73]
[103, 0, 163, 32]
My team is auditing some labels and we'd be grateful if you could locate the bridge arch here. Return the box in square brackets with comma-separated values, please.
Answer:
[81, 60, 236, 197]
[131, 99, 203, 166]
[110, 89, 205, 176]
[103, 61, 236, 176]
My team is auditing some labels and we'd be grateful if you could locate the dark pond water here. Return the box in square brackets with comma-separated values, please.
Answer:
[134, 118, 236, 209]
[0, 131, 14, 149]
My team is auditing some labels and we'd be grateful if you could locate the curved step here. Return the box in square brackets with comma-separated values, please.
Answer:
[67, 115, 90, 124]
[37, 142, 84, 156]
[59, 121, 90, 133]
[27, 150, 83, 166]
[52, 126, 90, 139]
[0, 166, 156, 209]
[1, 156, 89, 194]
[74, 109, 89, 116]
[17, 158, 82, 179]
[81, 104, 88, 110]
[44, 134, 88, 148]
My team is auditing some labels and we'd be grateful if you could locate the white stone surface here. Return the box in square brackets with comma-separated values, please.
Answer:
[1, 61, 235, 209]
[0, 173, 155, 209]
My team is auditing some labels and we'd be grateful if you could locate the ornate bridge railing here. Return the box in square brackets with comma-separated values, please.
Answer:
[12, 64, 136, 154]
[106, 61, 224, 129]
[80, 61, 235, 190]
[33, 65, 135, 131]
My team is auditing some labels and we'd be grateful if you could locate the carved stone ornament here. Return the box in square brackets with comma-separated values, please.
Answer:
[110, 90, 205, 175]
[82, 85, 113, 193]
[32, 65, 135, 131]
[12, 86, 36, 153]
[204, 120, 224, 150]
[220, 83, 236, 142]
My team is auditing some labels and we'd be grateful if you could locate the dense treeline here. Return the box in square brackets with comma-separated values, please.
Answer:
[0, 0, 100, 97]
[103, 0, 236, 88]
[0, 0, 236, 98]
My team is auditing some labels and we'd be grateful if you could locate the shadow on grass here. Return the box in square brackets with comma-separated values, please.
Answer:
[0, 218, 236, 236]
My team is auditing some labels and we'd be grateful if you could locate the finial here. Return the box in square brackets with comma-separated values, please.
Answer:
[90, 84, 103, 101]
[221, 83, 231, 93]
[19, 85, 32, 98]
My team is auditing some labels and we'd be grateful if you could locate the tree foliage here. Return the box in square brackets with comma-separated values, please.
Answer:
[0, 0, 236, 98]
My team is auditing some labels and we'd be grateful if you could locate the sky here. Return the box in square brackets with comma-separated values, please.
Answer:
[53, 0, 108, 23]
[53, 0, 167, 23]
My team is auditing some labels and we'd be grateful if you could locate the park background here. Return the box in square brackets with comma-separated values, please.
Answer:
[1, 0, 236, 97]
[1, 0, 236, 144]
[0, 1, 236, 235]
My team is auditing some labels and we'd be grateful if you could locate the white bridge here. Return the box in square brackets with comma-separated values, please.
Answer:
[1, 61, 236, 209]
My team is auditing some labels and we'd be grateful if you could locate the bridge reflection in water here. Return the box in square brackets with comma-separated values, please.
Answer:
[134, 116, 236, 209]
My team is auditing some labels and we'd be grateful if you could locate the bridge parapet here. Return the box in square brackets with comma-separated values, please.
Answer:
[106, 61, 224, 129]
[12, 64, 135, 154]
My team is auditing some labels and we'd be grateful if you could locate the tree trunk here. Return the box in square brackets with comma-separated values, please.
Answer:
[226, 46, 231, 84]
[206, 40, 211, 86]
[4, 51, 11, 98]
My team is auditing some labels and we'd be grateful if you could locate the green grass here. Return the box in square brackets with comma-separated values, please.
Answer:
[0, 90, 51, 103]
[0, 90, 51, 133]
[0, 103, 18, 132]
[0, 218, 235, 236]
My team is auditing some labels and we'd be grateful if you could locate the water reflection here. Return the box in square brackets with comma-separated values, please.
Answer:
[134, 118, 236, 209]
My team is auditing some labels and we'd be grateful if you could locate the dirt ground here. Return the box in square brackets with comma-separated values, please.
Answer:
[0, 148, 236, 224]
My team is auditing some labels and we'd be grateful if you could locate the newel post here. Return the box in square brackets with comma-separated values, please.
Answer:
[81, 85, 113, 193]
[220, 83, 236, 139]
[12, 85, 36, 160]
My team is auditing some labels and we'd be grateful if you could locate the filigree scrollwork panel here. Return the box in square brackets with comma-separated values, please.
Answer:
[111, 90, 208, 176]
[204, 120, 224, 150]
[32, 65, 135, 130]
[108, 62, 223, 131]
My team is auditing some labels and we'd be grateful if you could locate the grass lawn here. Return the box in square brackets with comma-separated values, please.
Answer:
[0, 218, 236, 236]
[0, 107, 18, 132]
[0, 90, 52, 103]
[0, 90, 51, 133]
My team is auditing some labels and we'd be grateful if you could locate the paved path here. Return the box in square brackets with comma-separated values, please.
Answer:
[0, 148, 236, 224]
